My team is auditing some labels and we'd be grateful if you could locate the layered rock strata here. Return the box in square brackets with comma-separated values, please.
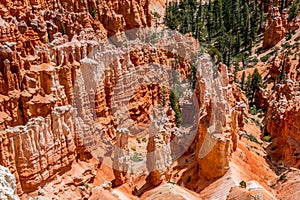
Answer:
[0, 0, 152, 195]
[265, 79, 300, 168]
[0, 0, 249, 197]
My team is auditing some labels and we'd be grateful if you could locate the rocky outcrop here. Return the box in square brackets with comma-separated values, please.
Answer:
[113, 128, 130, 187]
[263, 7, 287, 49]
[0, 0, 152, 196]
[0, 106, 77, 193]
[265, 78, 300, 168]
[0, 165, 19, 200]
[263, 6, 300, 49]
[0, 0, 248, 198]
[0, 0, 151, 40]
[195, 62, 247, 180]
[146, 107, 172, 186]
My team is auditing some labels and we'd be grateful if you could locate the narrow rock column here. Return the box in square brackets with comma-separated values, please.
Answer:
[113, 128, 129, 187]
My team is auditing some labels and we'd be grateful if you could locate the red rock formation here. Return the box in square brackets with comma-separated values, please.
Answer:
[0, 0, 254, 199]
[265, 78, 300, 168]
[0, 0, 153, 196]
[195, 61, 247, 180]
[0, 106, 76, 193]
[263, 7, 287, 49]
[263, 5, 300, 49]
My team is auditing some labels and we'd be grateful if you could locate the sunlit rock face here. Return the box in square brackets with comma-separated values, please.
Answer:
[0, 0, 152, 195]
[265, 79, 300, 168]
[263, 6, 300, 49]
[263, 51, 300, 169]
[0, 0, 249, 197]
[0, 165, 19, 200]
[195, 60, 247, 180]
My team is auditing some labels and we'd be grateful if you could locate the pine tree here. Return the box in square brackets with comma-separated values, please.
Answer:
[207, 0, 214, 40]
[250, 0, 260, 45]
[169, 89, 182, 127]
[280, 54, 287, 82]
[251, 68, 262, 92]
[288, 1, 300, 21]
[213, 0, 224, 34]
[242, 3, 250, 51]
[236, 33, 241, 53]
[248, 68, 262, 103]
[241, 71, 245, 90]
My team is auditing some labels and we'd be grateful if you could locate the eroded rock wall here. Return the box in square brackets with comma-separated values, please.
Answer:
[195, 62, 247, 180]
[0, 165, 19, 200]
[265, 78, 300, 168]
[0, 0, 152, 195]
[263, 6, 300, 49]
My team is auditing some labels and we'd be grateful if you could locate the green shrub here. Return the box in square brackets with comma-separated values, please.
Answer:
[281, 42, 291, 49]
[260, 53, 272, 62]
[249, 105, 258, 115]
[280, 173, 287, 180]
[136, 138, 141, 144]
[61, 24, 66, 35]
[83, 183, 89, 189]
[90, 5, 97, 18]
[239, 180, 247, 188]
[130, 152, 143, 162]
[286, 32, 293, 40]
[245, 134, 261, 145]
[263, 135, 272, 142]
[295, 36, 300, 42]
[258, 113, 264, 118]
[244, 117, 249, 124]
[252, 57, 259, 63]
[248, 56, 259, 63]
[131, 146, 136, 151]
[169, 89, 182, 127]
[187, 176, 191, 183]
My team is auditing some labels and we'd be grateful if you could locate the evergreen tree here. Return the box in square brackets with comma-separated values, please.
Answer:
[251, 68, 262, 92]
[169, 89, 182, 127]
[288, 1, 300, 21]
[213, 0, 224, 34]
[207, 0, 214, 40]
[248, 68, 262, 103]
[250, 1, 260, 44]
[164, 0, 267, 69]
[241, 71, 245, 90]
[280, 54, 287, 82]
[242, 3, 250, 51]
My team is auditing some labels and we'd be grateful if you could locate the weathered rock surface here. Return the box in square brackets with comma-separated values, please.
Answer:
[0, 0, 152, 196]
[195, 61, 247, 180]
[0, 0, 264, 199]
[263, 6, 300, 49]
[0, 165, 19, 200]
[265, 78, 300, 168]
